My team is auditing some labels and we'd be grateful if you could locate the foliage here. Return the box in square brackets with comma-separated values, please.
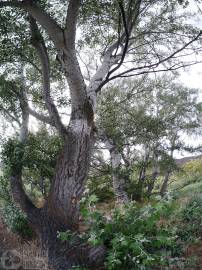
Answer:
[80, 199, 180, 270]
[0, 175, 11, 203]
[170, 158, 202, 192]
[1, 130, 62, 199]
[95, 76, 201, 201]
[87, 174, 114, 202]
[179, 195, 202, 242]
[1, 138, 24, 175]
[1, 202, 33, 238]
[0, 130, 62, 235]
[0, 175, 33, 238]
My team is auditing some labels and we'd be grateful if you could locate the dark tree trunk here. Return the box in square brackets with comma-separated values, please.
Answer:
[136, 149, 150, 201]
[38, 115, 106, 269]
[9, 74, 106, 269]
[160, 170, 171, 197]
[147, 171, 158, 198]
[31, 207, 106, 270]
[147, 153, 159, 197]
[11, 122, 106, 269]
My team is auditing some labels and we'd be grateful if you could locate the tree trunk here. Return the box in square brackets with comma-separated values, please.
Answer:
[32, 206, 106, 270]
[160, 170, 171, 197]
[9, 70, 106, 269]
[47, 117, 94, 229]
[40, 113, 106, 269]
[147, 152, 159, 197]
[105, 140, 129, 203]
[111, 148, 129, 203]
[11, 119, 106, 269]
[160, 148, 174, 197]
[136, 147, 150, 201]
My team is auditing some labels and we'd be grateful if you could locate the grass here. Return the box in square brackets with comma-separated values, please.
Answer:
[177, 181, 202, 197]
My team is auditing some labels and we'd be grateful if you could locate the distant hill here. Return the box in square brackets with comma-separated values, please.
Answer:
[175, 155, 202, 166]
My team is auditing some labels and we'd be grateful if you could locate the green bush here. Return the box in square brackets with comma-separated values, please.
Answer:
[87, 174, 114, 202]
[179, 195, 202, 241]
[59, 194, 202, 269]
[81, 200, 180, 270]
[1, 203, 33, 238]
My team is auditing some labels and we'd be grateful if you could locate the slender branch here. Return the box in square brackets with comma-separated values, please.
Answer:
[0, 104, 21, 126]
[105, 1, 130, 80]
[99, 31, 202, 86]
[28, 107, 55, 126]
[10, 65, 38, 217]
[107, 0, 142, 79]
[29, 16, 67, 137]
[115, 61, 202, 78]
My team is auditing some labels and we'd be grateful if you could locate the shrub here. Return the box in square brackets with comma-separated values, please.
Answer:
[1, 203, 33, 238]
[179, 195, 202, 241]
[81, 200, 180, 270]
[87, 174, 114, 202]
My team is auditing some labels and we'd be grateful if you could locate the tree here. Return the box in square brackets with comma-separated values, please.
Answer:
[0, 0, 201, 269]
[96, 75, 201, 200]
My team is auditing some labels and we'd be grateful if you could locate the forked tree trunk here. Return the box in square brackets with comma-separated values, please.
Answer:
[10, 57, 106, 270]
[2, 1, 141, 268]
[35, 109, 107, 269]
[11, 113, 106, 269]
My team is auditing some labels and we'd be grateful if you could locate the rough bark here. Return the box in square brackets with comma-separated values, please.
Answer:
[9, 74, 106, 270]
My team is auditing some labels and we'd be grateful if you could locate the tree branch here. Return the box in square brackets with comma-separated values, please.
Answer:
[0, 104, 21, 126]
[87, 0, 142, 102]
[99, 31, 202, 85]
[106, 0, 141, 80]
[64, 0, 80, 50]
[0, 0, 64, 49]
[28, 107, 55, 126]
[10, 65, 38, 218]
[87, 42, 121, 109]
[29, 16, 67, 137]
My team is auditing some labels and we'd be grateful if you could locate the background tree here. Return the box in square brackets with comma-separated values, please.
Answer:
[95, 75, 201, 201]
